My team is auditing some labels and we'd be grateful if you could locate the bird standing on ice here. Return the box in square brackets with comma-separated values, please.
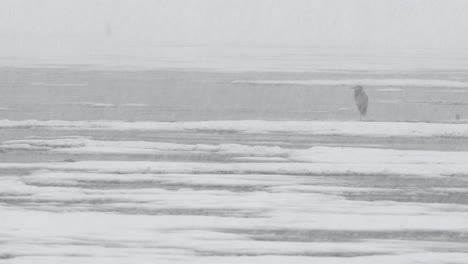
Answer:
[353, 86, 368, 120]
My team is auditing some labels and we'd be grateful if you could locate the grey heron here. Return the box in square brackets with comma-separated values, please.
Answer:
[353, 86, 368, 120]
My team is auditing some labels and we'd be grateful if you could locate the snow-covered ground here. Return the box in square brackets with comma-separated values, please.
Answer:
[1, 118, 468, 264]
[0, 65, 467, 263]
[1, 119, 468, 137]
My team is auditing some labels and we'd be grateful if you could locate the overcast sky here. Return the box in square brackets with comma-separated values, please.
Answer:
[1, 0, 467, 58]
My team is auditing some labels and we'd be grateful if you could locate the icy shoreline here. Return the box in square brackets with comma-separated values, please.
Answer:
[1, 120, 468, 137]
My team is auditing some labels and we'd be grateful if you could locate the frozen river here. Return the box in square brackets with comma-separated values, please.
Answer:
[1, 66, 468, 263]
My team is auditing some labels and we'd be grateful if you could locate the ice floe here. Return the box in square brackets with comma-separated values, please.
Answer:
[1, 120, 468, 138]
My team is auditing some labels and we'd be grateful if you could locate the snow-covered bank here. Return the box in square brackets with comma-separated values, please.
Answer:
[1, 205, 467, 264]
[233, 79, 468, 88]
[1, 145, 468, 263]
[1, 121, 468, 263]
[1, 157, 467, 177]
[1, 159, 468, 263]
[1, 120, 468, 137]
[0, 138, 286, 157]
[2, 138, 468, 168]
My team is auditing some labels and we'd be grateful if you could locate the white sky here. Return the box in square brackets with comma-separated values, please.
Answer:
[1, 0, 467, 58]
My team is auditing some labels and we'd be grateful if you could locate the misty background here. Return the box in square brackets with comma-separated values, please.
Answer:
[1, 0, 468, 69]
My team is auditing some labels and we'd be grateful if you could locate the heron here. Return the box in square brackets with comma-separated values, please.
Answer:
[352, 86, 368, 120]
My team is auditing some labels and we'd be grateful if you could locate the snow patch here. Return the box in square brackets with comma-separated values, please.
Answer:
[1, 120, 468, 138]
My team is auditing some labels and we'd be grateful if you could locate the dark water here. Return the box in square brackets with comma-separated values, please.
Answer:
[1, 67, 468, 122]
